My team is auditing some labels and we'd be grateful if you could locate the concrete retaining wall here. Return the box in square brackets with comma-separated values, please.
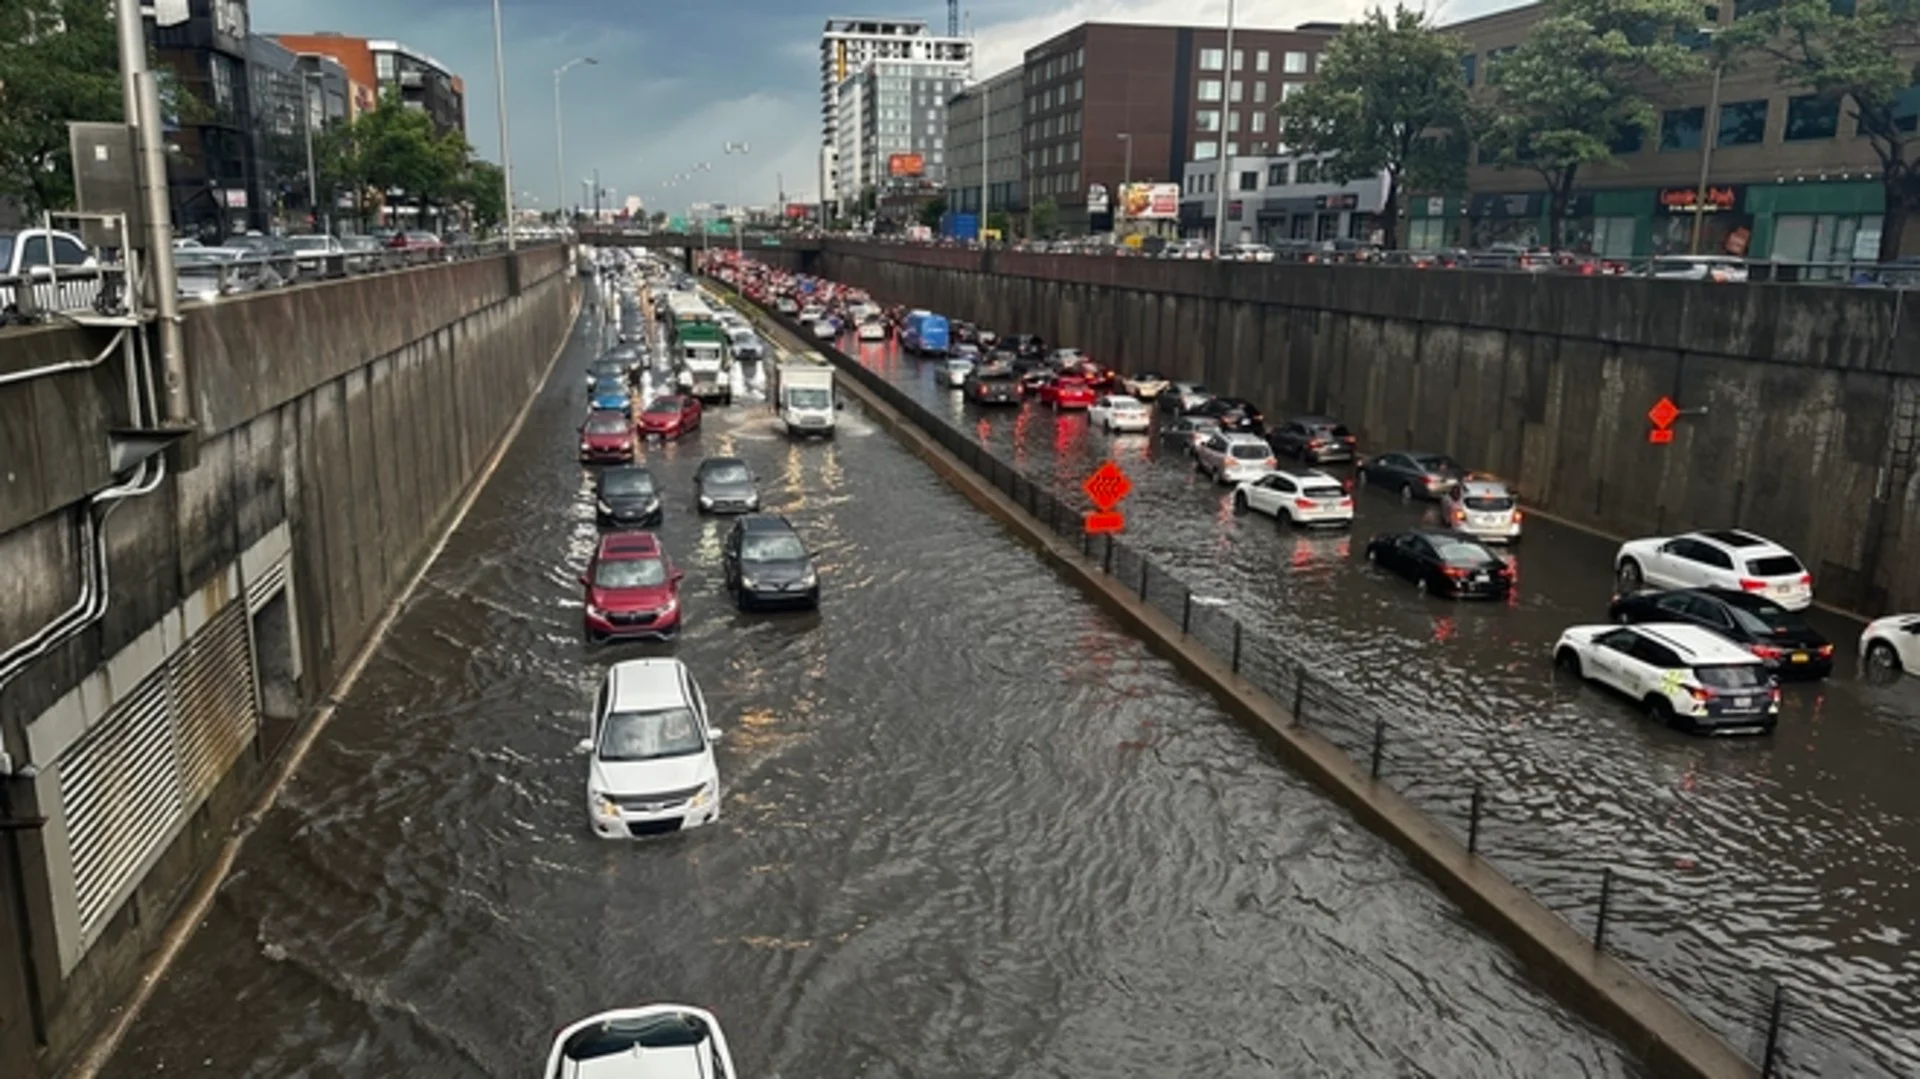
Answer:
[817, 242, 1920, 615]
[0, 245, 575, 1077]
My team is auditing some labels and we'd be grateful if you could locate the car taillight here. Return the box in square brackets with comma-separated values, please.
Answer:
[1306, 439, 1324, 448]
[1749, 643, 1785, 660]
[1294, 498, 1317, 510]
[1817, 644, 1834, 656]
[1738, 578, 1767, 591]
[1769, 685, 1783, 702]
[1342, 479, 1354, 493]
[1338, 498, 1353, 508]
[1453, 510, 1466, 522]
[1687, 685, 1715, 702]
[1425, 474, 1442, 483]
[1513, 510, 1525, 521]
[1442, 566, 1470, 578]
[1799, 573, 1813, 587]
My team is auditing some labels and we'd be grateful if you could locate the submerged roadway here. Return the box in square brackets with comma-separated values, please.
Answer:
[100, 283, 1641, 1077]
[830, 315, 1920, 1079]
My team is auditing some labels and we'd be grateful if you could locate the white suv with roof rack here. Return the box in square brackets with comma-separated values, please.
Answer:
[1613, 529, 1812, 610]
[1234, 469, 1353, 527]
[1553, 622, 1780, 735]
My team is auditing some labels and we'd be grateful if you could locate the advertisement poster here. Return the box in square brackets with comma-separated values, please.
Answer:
[1120, 182, 1179, 219]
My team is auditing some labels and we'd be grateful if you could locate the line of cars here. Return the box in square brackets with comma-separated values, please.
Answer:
[715, 254, 1920, 740]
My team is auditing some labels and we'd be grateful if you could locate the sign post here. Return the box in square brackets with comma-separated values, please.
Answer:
[1083, 460, 1132, 534]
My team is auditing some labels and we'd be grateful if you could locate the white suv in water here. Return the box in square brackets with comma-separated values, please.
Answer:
[1613, 529, 1812, 611]
[577, 659, 723, 839]
[544, 1005, 738, 1078]
[1194, 432, 1278, 484]
[1553, 622, 1779, 735]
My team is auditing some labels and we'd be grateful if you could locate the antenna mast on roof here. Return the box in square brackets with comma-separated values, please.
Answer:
[948, 0, 959, 36]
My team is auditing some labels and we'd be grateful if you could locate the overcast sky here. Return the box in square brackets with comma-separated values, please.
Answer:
[252, 0, 1525, 214]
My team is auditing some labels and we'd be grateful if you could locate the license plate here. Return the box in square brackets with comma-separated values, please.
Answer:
[1774, 585, 1793, 596]
[1791, 652, 1808, 663]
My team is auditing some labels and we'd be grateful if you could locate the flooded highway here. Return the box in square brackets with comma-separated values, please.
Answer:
[833, 323, 1920, 1078]
[100, 285, 1640, 1077]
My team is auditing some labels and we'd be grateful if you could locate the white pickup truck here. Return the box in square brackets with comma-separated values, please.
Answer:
[771, 364, 836, 437]
[0, 228, 102, 319]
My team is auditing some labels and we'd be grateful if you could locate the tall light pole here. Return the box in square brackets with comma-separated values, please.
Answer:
[554, 56, 596, 223]
[1211, 0, 1237, 258]
[724, 141, 749, 253]
[1117, 132, 1132, 240]
[490, 0, 515, 247]
[979, 78, 991, 241]
[112, 0, 188, 427]
[1690, 30, 1727, 256]
[301, 73, 321, 233]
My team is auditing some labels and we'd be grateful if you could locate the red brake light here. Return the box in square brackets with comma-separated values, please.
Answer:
[1738, 578, 1767, 591]
[1294, 498, 1316, 510]
[1452, 510, 1466, 521]
[1749, 644, 1785, 660]
[1338, 498, 1353, 508]
[1441, 565, 1470, 578]
[1306, 439, 1324, 448]
[1799, 573, 1813, 586]
[1817, 644, 1834, 657]
[1513, 510, 1525, 521]
[1687, 685, 1715, 702]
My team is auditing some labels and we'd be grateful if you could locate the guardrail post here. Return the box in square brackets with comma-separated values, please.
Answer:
[1181, 590, 1192, 635]
[1761, 983, 1787, 1078]
[1102, 535, 1114, 575]
[1467, 783, 1485, 856]
[1291, 669, 1306, 724]
[1593, 867, 1616, 953]
[1368, 719, 1387, 779]
[1138, 562, 1149, 600]
[1231, 622, 1242, 674]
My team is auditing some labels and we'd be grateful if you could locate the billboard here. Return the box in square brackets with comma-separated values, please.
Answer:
[888, 152, 925, 177]
[1120, 183, 1179, 219]
[785, 202, 812, 219]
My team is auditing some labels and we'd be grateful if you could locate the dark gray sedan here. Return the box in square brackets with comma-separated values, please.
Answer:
[695, 457, 760, 514]
[1356, 450, 1465, 502]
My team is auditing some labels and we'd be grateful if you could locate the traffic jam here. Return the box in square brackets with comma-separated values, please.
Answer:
[703, 249, 1920, 740]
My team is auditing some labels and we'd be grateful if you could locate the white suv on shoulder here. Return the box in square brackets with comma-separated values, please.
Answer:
[1860, 614, 1920, 677]
[1613, 529, 1812, 610]
[544, 1005, 737, 1078]
[577, 659, 723, 839]
[1194, 431, 1278, 484]
[1234, 469, 1353, 527]
[1553, 622, 1779, 735]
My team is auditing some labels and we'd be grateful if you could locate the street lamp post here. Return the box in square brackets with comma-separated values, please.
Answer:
[1690, 34, 1727, 256]
[1117, 132, 1132, 240]
[301, 73, 322, 234]
[554, 56, 597, 224]
[1211, 0, 1237, 258]
[724, 141, 749, 251]
[489, 0, 515, 248]
[979, 79, 991, 242]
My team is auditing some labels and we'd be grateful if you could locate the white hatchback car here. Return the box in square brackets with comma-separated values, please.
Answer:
[1234, 469, 1353, 527]
[1439, 476, 1523, 543]
[1089, 394, 1150, 432]
[1860, 614, 1920, 677]
[544, 1005, 737, 1078]
[1614, 529, 1812, 610]
[1553, 622, 1779, 735]
[577, 659, 723, 839]
[1122, 371, 1170, 399]
[1195, 432, 1278, 484]
[857, 319, 888, 341]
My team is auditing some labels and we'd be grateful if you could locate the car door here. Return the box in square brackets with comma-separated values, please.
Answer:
[1248, 474, 1289, 515]
[1644, 539, 1702, 590]
[1587, 628, 1642, 692]
[1679, 594, 1740, 642]
[683, 398, 701, 429]
[1369, 453, 1409, 488]
[1089, 396, 1110, 425]
[722, 526, 741, 587]
[1200, 434, 1227, 472]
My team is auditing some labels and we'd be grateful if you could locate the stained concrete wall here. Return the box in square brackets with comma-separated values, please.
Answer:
[818, 242, 1920, 615]
[0, 244, 574, 1077]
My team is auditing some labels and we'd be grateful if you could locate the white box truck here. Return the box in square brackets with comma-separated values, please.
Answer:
[772, 364, 836, 437]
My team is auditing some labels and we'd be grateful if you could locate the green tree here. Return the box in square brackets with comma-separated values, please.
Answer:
[0, 0, 121, 213]
[1733, 0, 1919, 259]
[462, 159, 506, 230]
[1479, 0, 1706, 247]
[986, 210, 1010, 237]
[1030, 197, 1058, 237]
[1275, 5, 1474, 250]
[917, 195, 947, 229]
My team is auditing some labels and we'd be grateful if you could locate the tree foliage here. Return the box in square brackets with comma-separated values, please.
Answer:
[0, 0, 122, 214]
[462, 159, 506, 229]
[1030, 197, 1058, 237]
[316, 89, 502, 232]
[1479, 0, 1706, 246]
[917, 195, 947, 228]
[1732, 0, 1920, 259]
[1275, 5, 1474, 249]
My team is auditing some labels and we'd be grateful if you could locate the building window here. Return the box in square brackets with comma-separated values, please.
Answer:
[1228, 111, 1242, 132]
[1282, 81, 1304, 101]
[1254, 81, 1268, 104]
[1609, 123, 1645, 154]
[1075, 78, 1083, 100]
[1200, 47, 1225, 70]
[1269, 162, 1289, 185]
[1226, 141, 1240, 156]
[1196, 140, 1219, 160]
[1071, 142, 1080, 161]
[1199, 79, 1222, 101]
[1660, 106, 1705, 150]
[1256, 49, 1271, 72]
[1197, 109, 1221, 132]
[1461, 53, 1477, 86]
[1784, 93, 1840, 139]
[1284, 51, 1308, 73]
[1717, 99, 1768, 145]
[1232, 49, 1244, 71]
[1230, 80, 1244, 102]
[1251, 111, 1267, 133]
[1298, 159, 1321, 183]
[1076, 46, 1085, 68]
[1238, 170, 1259, 191]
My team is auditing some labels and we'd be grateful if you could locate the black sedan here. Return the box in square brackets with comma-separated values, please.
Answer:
[1000, 333, 1047, 359]
[1365, 530, 1512, 598]
[1194, 396, 1264, 433]
[1608, 587, 1834, 679]
[724, 515, 821, 610]
[1357, 450, 1466, 501]
[585, 357, 630, 389]
[595, 466, 661, 527]
[1269, 415, 1359, 464]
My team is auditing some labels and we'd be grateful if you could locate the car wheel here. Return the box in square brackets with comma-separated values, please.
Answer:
[1233, 492, 1248, 514]
[1399, 482, 1415, 503]
[1867, 640, 1903, 673]
[1616, 559, 1644, 593]
[1645, 696, 1680, 729]
[1554, 648, 1582, 677]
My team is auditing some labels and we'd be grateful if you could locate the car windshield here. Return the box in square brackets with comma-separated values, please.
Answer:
[1319, 424, 1352, 437]
[1465, 495, 1515, 511]
[1728, 604, 1811, 637]
[644, 399, 680, 414]
[594, 557, 667, 588]
[789, 387, 831, 408]
[1228, 443, 1270, 460]
[702, 463, 750, 484]
[1436, 541, 1497, 565]
[594, 379, 626, 394]
[1694, 664, 1766, 689]
[602, 471, 654, 497]
[742, 532, 807, 561]
[1747, 555, 1804, 577]
[585, 416, 627, 435]
[598, 707, 703, 761]
[1413, 455, 1459, 472]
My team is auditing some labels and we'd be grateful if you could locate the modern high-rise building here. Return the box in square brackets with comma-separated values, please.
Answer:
[831, 57, 971, 208]
[269, 33, 467, 137]
[819, 17, 972, 211]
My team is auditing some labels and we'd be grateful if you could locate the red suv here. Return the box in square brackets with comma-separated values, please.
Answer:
[579, 409, 635, 462]
[1040, 376, 1095, 410]
[639, 394, 701, 439]
[580, 532, 683, 642]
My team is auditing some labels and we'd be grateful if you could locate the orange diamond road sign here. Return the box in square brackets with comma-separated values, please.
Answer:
[1648, 396, 1680, 430]
[1083, 460, 1132, 512]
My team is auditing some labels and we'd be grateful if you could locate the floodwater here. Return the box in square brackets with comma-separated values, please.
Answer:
[834, 326, 1920, 1078]
[101, 285, 1643, 1077]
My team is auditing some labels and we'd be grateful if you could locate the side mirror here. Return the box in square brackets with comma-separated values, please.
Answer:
[672, 570, 685, 583]
[707, 727, 725, 742]
[577, 573, 589, 586]
[573, 738, 593, 755]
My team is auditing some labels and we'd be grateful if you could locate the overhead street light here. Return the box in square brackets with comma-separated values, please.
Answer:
[1211, 0, 1237, 258]
[490, 0, 515, 248]
[554, 56, 597, 220]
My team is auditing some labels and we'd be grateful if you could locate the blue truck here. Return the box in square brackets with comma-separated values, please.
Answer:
[901, 310, 950, 356]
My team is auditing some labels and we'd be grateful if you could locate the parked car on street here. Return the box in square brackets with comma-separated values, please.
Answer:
[1365, 530, 1513, 599]
[1233, 469, 1353, 527]
[1268, 415, 1358, 464]
[1608, 588, 1832, 679]
[1356, 451, 1466, 501]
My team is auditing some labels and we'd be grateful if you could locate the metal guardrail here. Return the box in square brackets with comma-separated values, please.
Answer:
[1, 238, 563, 325]
[721, 276, 1825, 1077]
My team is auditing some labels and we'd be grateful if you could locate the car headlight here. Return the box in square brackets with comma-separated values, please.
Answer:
[740, 576, 760, 590]
[643, 498, 660, 513]
[585, 603, 607, 619]
[687, 781, 715, 809]
[699, 494, 714, 507]
[596, 499, 612, 513]
[579, 440, 591, 451]
[591, 792, 620, 818]
[798, 570, 818, 588]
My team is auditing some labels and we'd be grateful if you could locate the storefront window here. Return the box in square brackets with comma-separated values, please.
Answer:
[1470, 217, 1542, 248]
[1770, 213, 1883, 277]
[1653, 213, 1753, 256]
[1407, 218, 1449, 250]
[1317, 214, 1340, 241]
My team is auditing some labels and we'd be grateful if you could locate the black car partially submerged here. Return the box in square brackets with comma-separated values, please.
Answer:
[595, 466, 661, 527]
[724, 515, 820, 610]
[1366, 529, 1512, 598]
[1608, 587, 1834, 679]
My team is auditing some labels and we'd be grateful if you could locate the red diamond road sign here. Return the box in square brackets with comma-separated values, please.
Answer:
[1083, 461, 1133, 512]
[1647, 396, 1680, 430]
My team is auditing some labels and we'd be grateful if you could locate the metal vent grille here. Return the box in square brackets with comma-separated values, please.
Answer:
[247, 558, 288, 614]
[57, 668, 182, 933]
[169, 599, 259, 803]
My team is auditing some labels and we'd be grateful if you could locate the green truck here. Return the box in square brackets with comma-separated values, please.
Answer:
[673, 321, 733, 404]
